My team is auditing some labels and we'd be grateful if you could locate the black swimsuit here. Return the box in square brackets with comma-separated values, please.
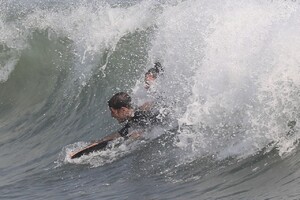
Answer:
[118, 110, 161, 138]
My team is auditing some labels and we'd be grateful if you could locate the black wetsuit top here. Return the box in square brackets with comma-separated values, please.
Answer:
[118, 110, 161, 138]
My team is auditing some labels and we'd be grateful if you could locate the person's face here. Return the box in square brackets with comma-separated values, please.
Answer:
[144, 73, 156, 89]
[109, 107, 132, 123]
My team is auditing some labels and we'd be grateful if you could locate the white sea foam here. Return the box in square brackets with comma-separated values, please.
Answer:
[0, 18, 26, 82]
[147, 0, 300, 160]
[0, 56, 18, 82]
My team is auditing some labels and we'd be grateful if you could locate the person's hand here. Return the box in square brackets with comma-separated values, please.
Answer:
[139, 102, 153, 111]
[129, 131, 142, 139]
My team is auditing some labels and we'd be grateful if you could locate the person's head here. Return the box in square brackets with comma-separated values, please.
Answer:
[108, 92, 134, 123]
[144, 62, 163, 89]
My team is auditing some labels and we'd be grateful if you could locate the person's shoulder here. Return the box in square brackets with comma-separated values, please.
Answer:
[134, 109, 161, 122]
[133, 110, 149, 119]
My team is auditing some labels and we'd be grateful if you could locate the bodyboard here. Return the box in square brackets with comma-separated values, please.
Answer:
[70, 140, 109, 159]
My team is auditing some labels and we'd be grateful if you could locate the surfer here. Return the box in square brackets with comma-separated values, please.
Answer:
[70, 63, 165, 159]
[104, 62, 165, 141]
[70, 92, 163, 159]
[95, 62, 164, 142]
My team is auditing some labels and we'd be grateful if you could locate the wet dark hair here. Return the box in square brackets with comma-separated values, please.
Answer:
[108, 92, 132, 109]
[145, 62, 163, 79]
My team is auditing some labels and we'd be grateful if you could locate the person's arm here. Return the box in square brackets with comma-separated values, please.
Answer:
[91, 132, 121, 144]
[92, 129, 143, 145]
[92, 122, 131, 144]
[139, 101, 154, 111]
[128, 130, 143, 139]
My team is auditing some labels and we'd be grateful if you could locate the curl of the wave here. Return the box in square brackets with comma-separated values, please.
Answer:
[145, 0, 300, 162]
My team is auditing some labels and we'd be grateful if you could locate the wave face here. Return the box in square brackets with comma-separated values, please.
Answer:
[1, 0, 300, 199]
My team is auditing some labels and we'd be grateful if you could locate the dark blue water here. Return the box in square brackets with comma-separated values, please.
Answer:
[1, 0, 300, 199]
